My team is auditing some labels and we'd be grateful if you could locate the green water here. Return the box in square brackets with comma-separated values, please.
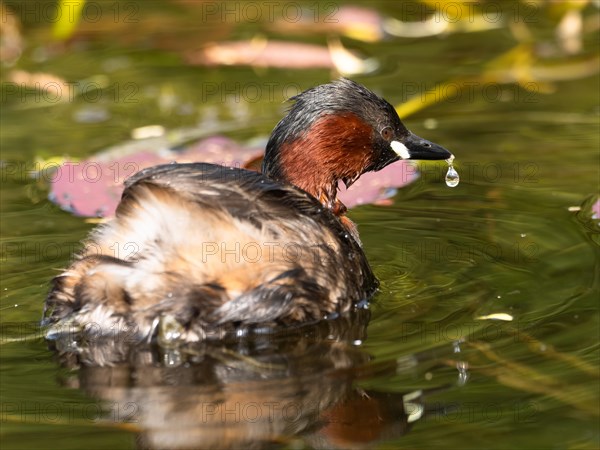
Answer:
[1, 1, 599, 449]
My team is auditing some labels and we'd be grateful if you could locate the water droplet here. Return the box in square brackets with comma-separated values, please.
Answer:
[444, 155, 459, 187]
[325, 311, 340, 320]
[356, 299, 370, 309]
[163, 349, 182, 367]
[158, 314, 183, 347]
[457, 361, 469, 385]
[445, 165, 459, 187]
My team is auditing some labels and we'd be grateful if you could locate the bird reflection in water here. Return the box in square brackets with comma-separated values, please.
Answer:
[48, 308, 449, 449]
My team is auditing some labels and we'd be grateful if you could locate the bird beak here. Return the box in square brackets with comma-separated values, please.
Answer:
[391, 132, 453, 161]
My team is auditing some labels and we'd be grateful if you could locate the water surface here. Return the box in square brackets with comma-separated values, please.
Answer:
[1, 1, 599, 449]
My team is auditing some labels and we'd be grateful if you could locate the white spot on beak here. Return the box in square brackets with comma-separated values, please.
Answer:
[391, 140, 411, 160]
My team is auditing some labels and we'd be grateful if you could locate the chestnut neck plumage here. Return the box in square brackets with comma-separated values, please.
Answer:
[263, 112, 374, 213]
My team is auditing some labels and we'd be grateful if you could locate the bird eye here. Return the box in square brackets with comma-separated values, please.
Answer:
[380, 127, 393, 141]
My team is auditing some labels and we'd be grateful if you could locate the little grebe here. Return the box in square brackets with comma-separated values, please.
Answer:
[43, 79, 452, 342]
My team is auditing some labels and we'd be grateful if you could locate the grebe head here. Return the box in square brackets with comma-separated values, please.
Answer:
[262, 79, 452, 209]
